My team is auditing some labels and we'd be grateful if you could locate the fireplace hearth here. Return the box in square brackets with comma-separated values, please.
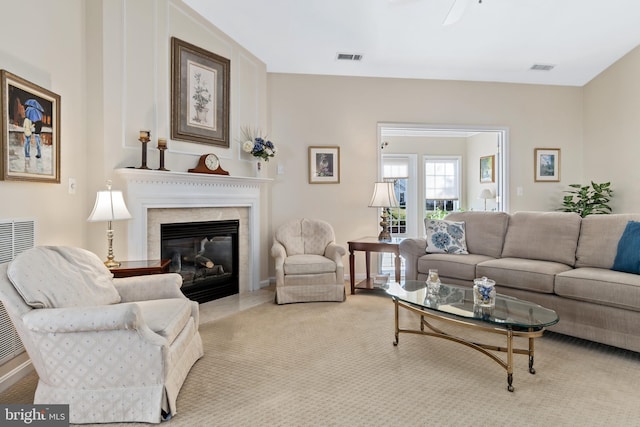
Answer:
[161, 220, 239, 303]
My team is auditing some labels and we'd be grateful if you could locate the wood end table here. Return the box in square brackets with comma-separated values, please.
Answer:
[348, 237, 403, 294]
[109, 259, 171, 278]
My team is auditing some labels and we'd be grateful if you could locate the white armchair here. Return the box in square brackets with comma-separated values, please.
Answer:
[0, 246, 204, 424]
[271, 218, 346, 304]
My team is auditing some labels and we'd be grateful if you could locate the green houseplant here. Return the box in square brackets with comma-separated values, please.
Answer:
[559, 181, 613, 217]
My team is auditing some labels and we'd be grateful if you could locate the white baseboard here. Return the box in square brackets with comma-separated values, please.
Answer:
[0, 359, 33, 394]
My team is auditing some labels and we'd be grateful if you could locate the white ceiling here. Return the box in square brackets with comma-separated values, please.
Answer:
[184, 0, 640, 87]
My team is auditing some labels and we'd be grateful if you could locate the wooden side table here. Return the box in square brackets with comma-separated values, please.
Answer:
[110, 259, 171, 278]
[348, 237, 403, 294]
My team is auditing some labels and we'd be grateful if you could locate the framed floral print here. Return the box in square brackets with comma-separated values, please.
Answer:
[534, 148, 560, 182]
[171, 37, 230, 147]
[0, 70, 61, 183]
[309, 146, 340, 184]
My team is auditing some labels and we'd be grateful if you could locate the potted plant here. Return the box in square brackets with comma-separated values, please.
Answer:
[559, 181, 613, 217]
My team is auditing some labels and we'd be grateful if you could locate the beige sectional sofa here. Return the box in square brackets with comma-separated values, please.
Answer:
[400, 211, 640, 353]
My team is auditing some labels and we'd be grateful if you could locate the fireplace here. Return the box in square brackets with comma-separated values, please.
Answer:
[161, 220, 239, 303]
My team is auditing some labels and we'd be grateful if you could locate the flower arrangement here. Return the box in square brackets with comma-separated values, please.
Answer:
[240, 127, 276, 162]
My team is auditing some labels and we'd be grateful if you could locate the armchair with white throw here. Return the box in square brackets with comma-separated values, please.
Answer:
[0, 246, 204, 424]
[271, 218, 346, 304]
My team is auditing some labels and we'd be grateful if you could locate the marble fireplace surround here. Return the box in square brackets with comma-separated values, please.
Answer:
[115, 168, 267, 293]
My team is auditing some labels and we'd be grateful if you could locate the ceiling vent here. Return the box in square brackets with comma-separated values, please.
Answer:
[336, 53, 363, 61]
[530, 64, 555, 71]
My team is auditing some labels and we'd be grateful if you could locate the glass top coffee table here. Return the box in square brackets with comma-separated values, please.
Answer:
[385, 280, 559, 392]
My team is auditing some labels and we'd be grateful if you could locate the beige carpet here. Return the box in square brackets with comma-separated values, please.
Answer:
[2, 292, 640, 426]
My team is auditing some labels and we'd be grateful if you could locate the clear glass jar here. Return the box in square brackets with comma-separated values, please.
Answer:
[426, 269, 441, 297]
[473, 276, 496, 307]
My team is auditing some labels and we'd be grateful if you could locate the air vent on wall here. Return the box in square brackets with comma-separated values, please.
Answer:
[336, 53, 363, 61]
[530, 64, 555, 71]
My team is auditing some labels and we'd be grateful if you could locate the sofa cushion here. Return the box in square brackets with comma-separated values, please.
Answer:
[444, 211, 509, 258]
[501, 211, 581, 266]
[611, 221, 640, 274]
[7, 246, 120, 309]
[136, 298, 193, 344]
[417, 253, 495, 281]
[576, 214, 640, 269]
[284, 254, 336, 275]
[477, 257, 574, 294]
[555, 268, 640, 312]
[425, 219, 468, 254]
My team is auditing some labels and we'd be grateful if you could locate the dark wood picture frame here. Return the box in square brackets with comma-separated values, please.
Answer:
[171, 37, 230, 147]
[0, 70, 61, 183]
[480, 155, 495, 184]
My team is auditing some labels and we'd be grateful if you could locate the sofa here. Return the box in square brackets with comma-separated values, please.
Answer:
[0, 246, 204, 424]
[400, 211, 640, 353]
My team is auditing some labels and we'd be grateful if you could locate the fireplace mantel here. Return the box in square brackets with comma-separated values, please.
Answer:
[115, 168, 269, 292]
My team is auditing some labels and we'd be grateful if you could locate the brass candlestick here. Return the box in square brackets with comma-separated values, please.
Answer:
[157, 138, 169, 171]
[137, 130, 150, 169]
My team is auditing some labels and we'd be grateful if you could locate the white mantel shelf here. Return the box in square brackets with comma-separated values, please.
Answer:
[115, 167, 268, 292]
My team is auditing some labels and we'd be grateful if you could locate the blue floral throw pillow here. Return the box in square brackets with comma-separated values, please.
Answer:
[425, 219, 468, 254]
[611, 221, 640, 274]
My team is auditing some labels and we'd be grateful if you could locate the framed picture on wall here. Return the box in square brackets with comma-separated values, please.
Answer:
[534, 148, 560, 182]
[309, 146, 340, 184]
[0, 70, 61, 183]
[171, 37, 230, 147]
[480, 155, 495, 183]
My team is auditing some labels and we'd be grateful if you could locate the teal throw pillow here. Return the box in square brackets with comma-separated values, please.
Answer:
[611, 221, 640, 274]
[425, 219, 468, 254]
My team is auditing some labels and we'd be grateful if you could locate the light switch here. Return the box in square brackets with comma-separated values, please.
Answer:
[516, 186, 523, 196]
[68, 177, 76, 194]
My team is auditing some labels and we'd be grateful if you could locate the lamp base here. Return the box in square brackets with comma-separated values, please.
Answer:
[378, 210, 392, 242]
[104, 258, 121, 269]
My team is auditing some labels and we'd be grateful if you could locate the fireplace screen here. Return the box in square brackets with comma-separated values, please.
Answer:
[161, 220, 239, 303]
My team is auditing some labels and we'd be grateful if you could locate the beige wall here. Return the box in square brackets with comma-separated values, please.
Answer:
[0, 0, 88, 247]
[268, 73, 583, 275]
[583, 45, 640, 213]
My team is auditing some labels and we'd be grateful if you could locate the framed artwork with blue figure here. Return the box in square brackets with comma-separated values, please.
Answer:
[534, 148, 560, 182]
[0, 70, 61, 182]
[309, 146, 340, 184]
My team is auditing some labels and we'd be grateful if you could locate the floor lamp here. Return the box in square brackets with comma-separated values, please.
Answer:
[369, 182, 399, 242]
[87, 181, 132, 268]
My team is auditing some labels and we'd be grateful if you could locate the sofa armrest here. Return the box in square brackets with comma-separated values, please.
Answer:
[271, 242, 287, 287]
[400, 238, 427, 280]
[325, 243, 346, 266]
[113, 273, 184, 302]
[22, 303, 160, 340]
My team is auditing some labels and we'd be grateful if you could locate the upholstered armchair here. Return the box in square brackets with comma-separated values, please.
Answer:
[0, 246, 204, 424]
[271, 218, 346, 304]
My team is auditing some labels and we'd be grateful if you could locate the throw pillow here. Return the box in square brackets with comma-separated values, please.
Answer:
[425, 219, 469, 254]
[611, 221, 640, 274]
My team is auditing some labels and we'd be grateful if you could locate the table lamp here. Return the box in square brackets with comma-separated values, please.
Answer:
[369, 182, 399, 242]
[87, 181, 132, 268]
[479, 188, 494, 211]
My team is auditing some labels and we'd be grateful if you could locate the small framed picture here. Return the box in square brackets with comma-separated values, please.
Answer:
[0, 70, 61, 183]
[171, 37, 230, 147]
[534, 148, 560, 182]
[309, 146, 340, 184]
[479, 155, 495, 183]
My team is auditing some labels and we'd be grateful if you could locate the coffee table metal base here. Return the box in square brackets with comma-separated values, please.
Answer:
[392, 298, 544, 392]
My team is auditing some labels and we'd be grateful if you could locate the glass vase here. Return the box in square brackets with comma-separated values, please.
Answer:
[426, 268, 441, 298]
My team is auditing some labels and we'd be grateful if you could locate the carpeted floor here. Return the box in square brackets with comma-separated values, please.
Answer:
[2, 291, 640, 426]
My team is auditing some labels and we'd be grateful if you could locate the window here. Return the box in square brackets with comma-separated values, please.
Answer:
[424, 157, 460, 217]
[383, 157, 408, 235]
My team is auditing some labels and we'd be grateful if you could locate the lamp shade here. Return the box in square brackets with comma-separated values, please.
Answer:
[369, 182, 399, 208]
[87, 190, 132, 222]
[479, 188, 494, 200]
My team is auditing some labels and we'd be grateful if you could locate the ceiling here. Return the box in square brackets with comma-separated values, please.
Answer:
[184, 0, 640, 87]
